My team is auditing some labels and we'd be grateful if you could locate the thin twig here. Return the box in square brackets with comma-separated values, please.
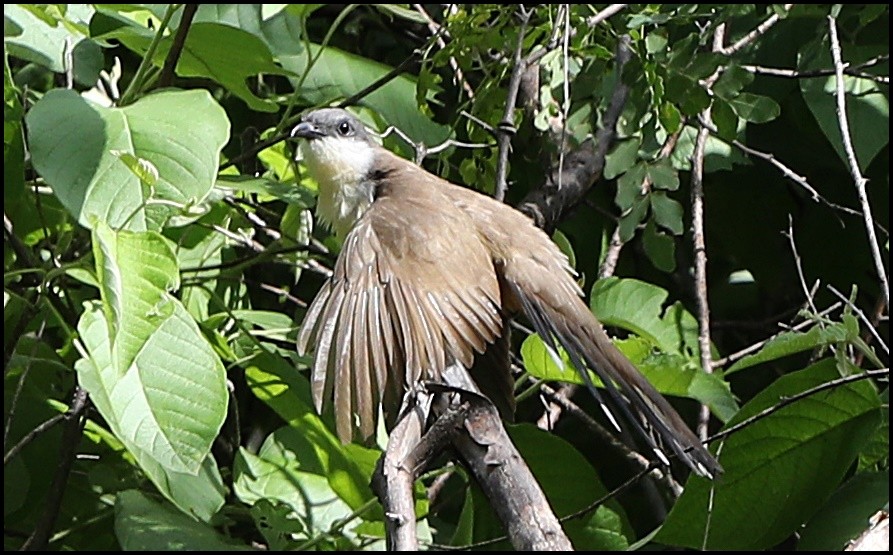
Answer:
[21, 386, 89, 551]
[158, 3, 197, 88]
[826, 284, 889, 356]
[742, 60, 889, 84]
[339, 53, 421, 109]
[494, 7, 535, 201]
[718, 4, 794, 56]
[784, 216, 821, 315]
[586, 4, 628, 27]
[828, 15, 890, 308]
[691, 24, 726, 441]
[712, 302, 843, 367]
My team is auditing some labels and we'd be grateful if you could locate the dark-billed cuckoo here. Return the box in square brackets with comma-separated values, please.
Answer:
[292, 108, 721, 479]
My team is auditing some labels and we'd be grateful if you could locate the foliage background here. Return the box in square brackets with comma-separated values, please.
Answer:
[4, 4, 888, 551]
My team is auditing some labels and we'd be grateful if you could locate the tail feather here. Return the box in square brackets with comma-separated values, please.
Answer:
[508, 280, 722, 479]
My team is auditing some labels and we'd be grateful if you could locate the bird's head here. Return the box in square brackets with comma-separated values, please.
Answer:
[292, 108, 377, 191]
[292, 108, 379, 237]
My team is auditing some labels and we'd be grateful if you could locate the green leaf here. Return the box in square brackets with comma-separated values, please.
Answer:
[4, 4, 102, 86]
[798, 471, 889, 551]
[617, 196, 648, 242]
[509, 425, 629, 550]
[76, 222, 228, 476]
[727, 321, 856, 374]
[642, 220, 676, 272]
[115, 490, 252, 550]
[658, 359, 882, 550]
[615, 162, 646, 211]
[233, 437, 356, 542]
[659, 101, 682, 134]
[590, 277, 696, 354]
[243, 351, 377, 512]
[646, 160, 680, 191]
[281, 44, 451, 146]
[26, 89, 229, 231]
[551, 229, 576, 269]
[604, 138, 641, 180]
[714, 65, 754, 99]
[76, 302, 226, 521]
[711, 98, 739, 141]
[649, 191, 684, 234]
[798, 39, 889, 172]
[374, 4, 428, 24]
[728, 93, 781, 123]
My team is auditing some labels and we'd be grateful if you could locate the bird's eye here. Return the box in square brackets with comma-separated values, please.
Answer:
[337, 121, 352, 136]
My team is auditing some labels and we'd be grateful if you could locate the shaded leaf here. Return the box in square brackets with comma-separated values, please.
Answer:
[115, 490, 252, 550]
[729, 93, 781, 123]
[658, 359, 882, 550]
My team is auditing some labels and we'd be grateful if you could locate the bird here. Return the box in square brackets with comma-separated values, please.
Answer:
[292, 107, 722, 479]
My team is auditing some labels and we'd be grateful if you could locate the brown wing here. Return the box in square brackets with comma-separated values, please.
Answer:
[298, 181, 504, 444]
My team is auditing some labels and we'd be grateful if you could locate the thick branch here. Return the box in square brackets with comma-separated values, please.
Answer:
[517, 35, 632, 233]
[440, 365, 572, 550]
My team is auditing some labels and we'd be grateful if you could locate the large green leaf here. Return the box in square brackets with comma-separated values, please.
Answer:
[26, 89, 229, 231]
[115, 490, 252, 550]
[233, 430, 358, 544]
[521, 334, 737, 422]
[76, 301, 226, 521]
[510, 425, 629, 550]
[4, 4, 102, 85]
[797, 471, 889, 551]
[243, 351, 377, 512]
[76, 222, 227, 476]
[590, 277, 700, 355]
[657, 359, 882, 550]
[281, 44, 451, 146]
[727, 319, 858, 374]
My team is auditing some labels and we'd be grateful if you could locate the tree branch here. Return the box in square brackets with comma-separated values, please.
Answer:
[517, 34, 632, 233]
[827, 14, 890, 308]
[21, 386, 89, 551]
[718, 4, 794, 56]
[157, 3, 198, 88]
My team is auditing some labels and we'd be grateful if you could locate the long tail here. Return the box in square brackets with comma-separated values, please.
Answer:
[507, 280, 722, 479]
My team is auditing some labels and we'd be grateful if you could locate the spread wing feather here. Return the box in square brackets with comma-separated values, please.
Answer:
[298, 189, 504, 444]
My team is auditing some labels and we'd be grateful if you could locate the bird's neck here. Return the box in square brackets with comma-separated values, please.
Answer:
[316, 172, 375, 239]
[301, 137, 377, 238]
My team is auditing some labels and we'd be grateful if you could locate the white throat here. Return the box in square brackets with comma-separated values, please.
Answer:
[300, 136, 376, 238]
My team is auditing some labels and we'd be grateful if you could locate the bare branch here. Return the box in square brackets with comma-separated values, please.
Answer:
[494, 7, 535, 201]
[742, 62, 889, 84]
[518, 35, 632, 232]
[828, 15, 890, 308]
[372, 392, 428, 550]
[586, 4, 628, 27]
[690, 24, 726, 441]
[21, 386, 88, 551]
[718, 4, 794, 56]
[158, 4, 198, 88]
